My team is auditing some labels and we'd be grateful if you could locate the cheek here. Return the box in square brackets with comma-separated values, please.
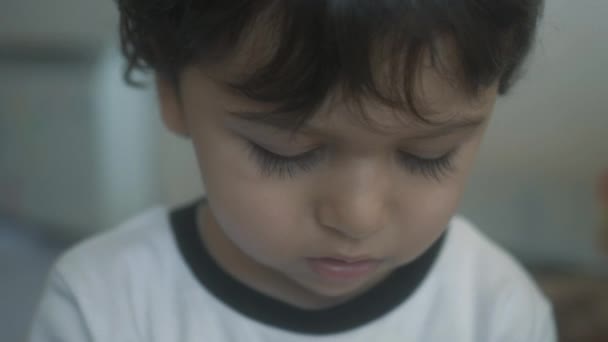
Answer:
[413, 185, 461, 233]
[194, 132, 308, 262]
[394, 182, 460, 260]
[391, 141, 481, 263]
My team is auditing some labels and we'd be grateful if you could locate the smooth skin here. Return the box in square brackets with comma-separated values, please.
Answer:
[156, 42, 499, 309]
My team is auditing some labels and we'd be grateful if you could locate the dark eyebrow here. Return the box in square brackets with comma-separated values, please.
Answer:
[228, 110, 486, 139]
[406, 117, 487, 140]
[227, 109, 311, 132]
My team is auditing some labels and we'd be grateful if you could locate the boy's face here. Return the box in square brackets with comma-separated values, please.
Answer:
[158, 51, 499, 307]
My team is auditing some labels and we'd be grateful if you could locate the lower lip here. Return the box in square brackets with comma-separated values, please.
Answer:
[307, 258, 381, 282]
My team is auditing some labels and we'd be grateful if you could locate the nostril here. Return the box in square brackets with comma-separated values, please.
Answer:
[322, 220, 385, 242]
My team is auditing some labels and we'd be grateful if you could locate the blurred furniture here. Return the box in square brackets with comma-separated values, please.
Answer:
[534, 272, 608, 342]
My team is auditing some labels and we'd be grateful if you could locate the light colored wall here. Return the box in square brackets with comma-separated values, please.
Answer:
[91, 47, 165, 229]
[0, 0, 116, 45]
[459, 0, 608, 271]
[158, 129, 206, 208]
[0, 62, 101, 236]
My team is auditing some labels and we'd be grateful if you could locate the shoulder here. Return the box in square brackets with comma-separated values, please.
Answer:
[442, 216, 541, 289]
[51, 206, 178, 288]
[435, 216, 556, 340]
[440, 215, 547, 304]
[30, 206, 181, 341]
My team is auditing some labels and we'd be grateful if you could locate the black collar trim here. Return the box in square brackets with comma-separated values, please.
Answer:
[170, 199, 445, 335]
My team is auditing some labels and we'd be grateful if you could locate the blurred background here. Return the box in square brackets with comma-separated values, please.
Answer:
[1, 0, 606, 341]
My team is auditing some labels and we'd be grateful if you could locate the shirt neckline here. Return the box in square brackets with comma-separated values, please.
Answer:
[170, 199, 446, 335]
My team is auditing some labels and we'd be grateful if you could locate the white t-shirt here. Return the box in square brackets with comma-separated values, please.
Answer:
[28, 201, 557, 342]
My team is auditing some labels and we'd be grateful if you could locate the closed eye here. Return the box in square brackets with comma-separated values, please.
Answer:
[246, 139, 459, 181]
[246, 142, 324, 179]
[396, 149, 457, 181]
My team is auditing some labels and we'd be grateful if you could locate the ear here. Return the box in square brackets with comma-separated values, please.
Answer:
[155, 75, 189, 137]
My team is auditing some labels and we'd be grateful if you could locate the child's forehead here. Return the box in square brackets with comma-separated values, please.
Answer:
[197, 50, 496, 134]
[185, 1, 501, 135]
[230, 90, 491, 137]
[189, 72, 495, 144]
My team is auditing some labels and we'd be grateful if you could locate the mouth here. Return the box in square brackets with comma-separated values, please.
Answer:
[306, 256, 382, 282]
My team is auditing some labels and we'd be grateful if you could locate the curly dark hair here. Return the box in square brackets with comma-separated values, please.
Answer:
[117, 0, 543, 127]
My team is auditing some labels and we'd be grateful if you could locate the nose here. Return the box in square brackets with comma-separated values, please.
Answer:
[315, 164, 390, 241]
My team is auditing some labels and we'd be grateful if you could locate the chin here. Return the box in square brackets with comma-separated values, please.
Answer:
[299, 277, 375, 301]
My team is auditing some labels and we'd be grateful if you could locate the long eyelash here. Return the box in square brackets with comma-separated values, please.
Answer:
[247, 141, 457, 181]
[246, 142, 322, 179]
[397, 150, 457, 181]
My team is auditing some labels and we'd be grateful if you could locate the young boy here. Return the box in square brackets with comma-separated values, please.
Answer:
[29, 0, 557, 341]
